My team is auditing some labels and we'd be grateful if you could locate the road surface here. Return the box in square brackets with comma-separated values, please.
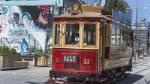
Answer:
[1, 58, 150, 84]
[113, 57, 150, 84]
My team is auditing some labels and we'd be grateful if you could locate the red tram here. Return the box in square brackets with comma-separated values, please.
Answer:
[49, 4, 133, 83]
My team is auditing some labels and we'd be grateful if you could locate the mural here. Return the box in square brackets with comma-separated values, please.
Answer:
[0, 5, 52, 56]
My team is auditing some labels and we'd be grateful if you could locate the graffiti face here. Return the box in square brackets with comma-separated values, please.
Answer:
[37, 11, 48, 26]
[22, 12, 32, 27]
[20, 6, 49, 29]
[7, 12, 21, 27]
[13, 13, 20, 24]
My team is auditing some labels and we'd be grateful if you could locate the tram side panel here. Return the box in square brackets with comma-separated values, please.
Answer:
[101, 23, 132, 71]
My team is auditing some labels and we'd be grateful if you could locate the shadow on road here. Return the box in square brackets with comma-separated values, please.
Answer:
[25, 74, 143, 84]
[112, 74, 144, 84]
[26, 81, 48, 84]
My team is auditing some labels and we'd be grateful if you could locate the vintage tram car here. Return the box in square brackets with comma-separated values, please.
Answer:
[49, 4, 133, 83]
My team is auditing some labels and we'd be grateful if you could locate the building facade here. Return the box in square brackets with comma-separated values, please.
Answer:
[133, 19, 150, 56]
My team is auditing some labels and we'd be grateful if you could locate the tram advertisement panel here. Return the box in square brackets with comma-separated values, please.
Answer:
[0, 6, 52, 56]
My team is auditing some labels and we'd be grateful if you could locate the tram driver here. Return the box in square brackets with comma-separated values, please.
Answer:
[70, 33, 79, 43]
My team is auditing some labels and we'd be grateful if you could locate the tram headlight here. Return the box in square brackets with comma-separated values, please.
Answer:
[83, 58, 90, 65]
[56, 58, 60, 63]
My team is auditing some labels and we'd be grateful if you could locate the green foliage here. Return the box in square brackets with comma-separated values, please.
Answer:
[105, 0, 127, 12]
[0, 46, 17, 56]
[35, 50, 45, 57]
[10, 48, 17, 55]
[0, 46, 10, 56]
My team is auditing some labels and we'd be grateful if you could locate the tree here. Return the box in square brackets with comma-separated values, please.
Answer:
[35, 50, 44, 57]
[0, 46, 17, 56]
[105, 0, 127, 12]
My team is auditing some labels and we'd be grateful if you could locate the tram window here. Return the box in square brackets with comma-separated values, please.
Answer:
[111, 24, 115, 46]
[65, 24, 79, 45]
[55, 24, 60, 44]
[84, 24, 96, 45]
[111, 24, 122, 46]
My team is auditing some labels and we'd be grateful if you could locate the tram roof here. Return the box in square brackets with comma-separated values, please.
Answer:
[54, 13, 115, 23]
[55, 13, 104, 18]
[54, 13, 131, 29]
[54, 4, 132, 29]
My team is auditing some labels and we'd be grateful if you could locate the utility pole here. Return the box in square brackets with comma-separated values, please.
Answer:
[147, 31, 149, 53]
[44, 6, 54, 66]
[147, 22, 150, 55]
[135, 0, 139, 26]
[135, 0, 139, 61]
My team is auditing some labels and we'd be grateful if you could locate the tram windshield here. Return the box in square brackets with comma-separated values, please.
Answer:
[53, 23, 97, 48]
[65, 24, 79, 45]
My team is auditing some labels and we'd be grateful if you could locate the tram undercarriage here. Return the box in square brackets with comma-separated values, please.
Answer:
[48, 65, 131, 84]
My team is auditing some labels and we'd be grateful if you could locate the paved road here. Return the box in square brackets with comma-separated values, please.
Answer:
[113, 57, 150, 84]
[0, 63, 51, 84]
[1, 58, 150, 84]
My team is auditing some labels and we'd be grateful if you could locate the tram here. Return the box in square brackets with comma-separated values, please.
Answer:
[49, 4, 133, 83]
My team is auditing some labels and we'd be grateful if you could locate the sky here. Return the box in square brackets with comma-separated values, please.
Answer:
[1, 0, 149, 24]
[84, 0, 150, 24]
[126, 0, 150, 24]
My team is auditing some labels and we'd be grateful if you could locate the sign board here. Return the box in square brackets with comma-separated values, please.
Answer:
[0, 0, 63, 6]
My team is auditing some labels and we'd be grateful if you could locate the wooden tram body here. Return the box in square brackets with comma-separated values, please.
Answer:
[49, 5, 133, 83]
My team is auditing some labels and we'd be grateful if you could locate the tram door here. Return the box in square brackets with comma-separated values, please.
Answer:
[100, 22, 111, 70]
[100, 22, 106, 70]
[98, 22, 105, 71]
